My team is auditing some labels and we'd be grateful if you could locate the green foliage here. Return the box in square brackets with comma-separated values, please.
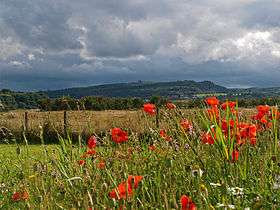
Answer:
[0, 105, 280, 209]
[0, 89, 47, 111]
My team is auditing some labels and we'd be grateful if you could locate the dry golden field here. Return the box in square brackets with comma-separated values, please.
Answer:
[0, 108, 255, 135]
[0, 110, 143, 134]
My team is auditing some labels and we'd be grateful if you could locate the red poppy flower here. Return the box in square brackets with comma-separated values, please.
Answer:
[181, 195, 197, 210]
[86, 149, 96, 156]
[143, 103, 156, 115]
[248, 124, 257, 138]
[221, 119, 235, 133]
[205, 97, 219, 106]
[252, 112, 266, 120]
[97, 160, 106, 169]
[149, 145, 156, 151]
[201, 132, 214, 145]
[238, 123, 249, 138]
[109, 175, 143, 200]
[236, 134, 245, 146]
[87, 136, 97, 149]
[111, 128, 128, 143]
[109, 181, 130, 199]
[127, 175, 143, 189]
[267, 121, 273, 128]
[21, 191, 29, 201]
[79, 160, 85, 166]
[166, 102, 176, 110]
[180, 119, 193, 132]
[12, 192, 21, 202]
[221, 101, 236, 110]
[231, 150, 239, 162]
[250, 137, 257, 146]
[257, 105, 270, 113]
[260, 117, 268, 124]
[159, 129, 172, 141]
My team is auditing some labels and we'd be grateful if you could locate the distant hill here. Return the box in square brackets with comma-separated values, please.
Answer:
[3, 81, 280, 111]
[42, 80, 228, 99]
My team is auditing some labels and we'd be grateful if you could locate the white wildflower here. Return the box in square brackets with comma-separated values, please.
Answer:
[227, 186, 244, 196]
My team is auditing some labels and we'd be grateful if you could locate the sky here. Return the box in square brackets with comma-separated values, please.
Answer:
[1, 0, 280, 91]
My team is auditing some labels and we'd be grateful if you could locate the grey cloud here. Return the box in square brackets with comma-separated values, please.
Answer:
[0, 0, 280, 91]
[1, 0, 82, 52]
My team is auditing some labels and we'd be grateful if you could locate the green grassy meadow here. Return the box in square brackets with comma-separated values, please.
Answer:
[0, 102, 280, 209]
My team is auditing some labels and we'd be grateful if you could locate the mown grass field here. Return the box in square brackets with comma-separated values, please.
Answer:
[0, 103, 279, 209]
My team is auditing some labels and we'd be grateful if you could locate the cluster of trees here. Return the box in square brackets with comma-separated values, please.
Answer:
[38, 96, 280, 111]
[38, 96, 145, 111]
[0, 89, 47, 111]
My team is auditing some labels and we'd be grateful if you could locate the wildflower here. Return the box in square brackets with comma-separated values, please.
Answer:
[180, 195, 197, 210]
[231, 150, 239, 162]
[111, 128, 128, 143]
[205, 96, 219, 107]
[97, 160, 106, 169]
[159, 129, 172, 141]
[21, 191, 29, 201]
[143, 103, 156, 115]
[248, 124, 257, 145]
[221, 119, 235, 134]
[12, 191, 29, 202]
[221, 101, 236, 110]
[201, 132, 214, 145]
[109, 175, 143, 200]
[260, 117, 268, 124]
[250, 138, 257, 146]
[12, 192, 21, 201]
[227, 187, 244, 196]
[180, 119, 193, 132]
[149, 145, 156, 151]
[248, 124, 257, 137]
[86, 149, 96, 156]
[87, 136, 97, 149]
[252, 105, 270, 121]
[79, 160, 85, 166]
[166, 102, 176, 110]
[257, 105, 270, 114]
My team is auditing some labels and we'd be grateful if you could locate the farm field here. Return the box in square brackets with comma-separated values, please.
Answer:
[0, 108, 254, 134]
[0, 100, 280, 209]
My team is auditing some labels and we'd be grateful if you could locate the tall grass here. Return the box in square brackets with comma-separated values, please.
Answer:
[0, 101, 279, 209]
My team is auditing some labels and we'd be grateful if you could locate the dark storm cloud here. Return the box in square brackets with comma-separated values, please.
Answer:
[0, 0, 280, 90]
[1, 0, 82, 51]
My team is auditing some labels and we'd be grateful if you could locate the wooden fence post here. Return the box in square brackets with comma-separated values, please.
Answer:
[63, 111, 68, 138]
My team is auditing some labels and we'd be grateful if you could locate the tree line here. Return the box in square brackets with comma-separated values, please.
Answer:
[2, 89, 280, 112]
